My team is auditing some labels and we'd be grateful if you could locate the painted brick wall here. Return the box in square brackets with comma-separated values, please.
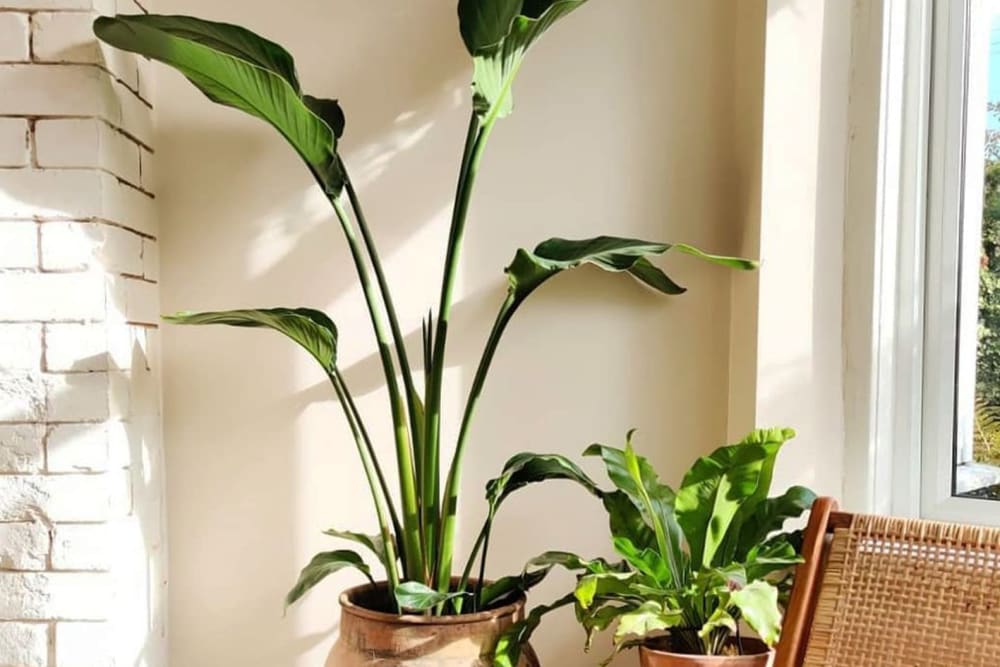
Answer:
[0, 1, 166, 666]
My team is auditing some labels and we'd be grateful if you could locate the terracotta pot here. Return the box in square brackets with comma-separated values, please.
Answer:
[326, 581, 540, 666]
[638, 638, 774, 667]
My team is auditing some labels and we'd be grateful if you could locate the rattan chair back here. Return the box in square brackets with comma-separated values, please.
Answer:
[775, 497, 1000, 667]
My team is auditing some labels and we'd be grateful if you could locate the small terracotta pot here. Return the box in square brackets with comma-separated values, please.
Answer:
[326, 581, 540, 666]
[638, 638, 774, 667]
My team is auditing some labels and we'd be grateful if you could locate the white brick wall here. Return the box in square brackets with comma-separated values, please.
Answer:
[0, 2, 165, 666]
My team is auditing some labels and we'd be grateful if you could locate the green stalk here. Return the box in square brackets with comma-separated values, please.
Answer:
[423, 113, 482, 580]
[330, 196, 425, 580]
[434, 292, 516, 593]
[343, 173, 422, 479]
[455, 518, 490, 612]
[329, 371, 401, 604]
[333, 367, 404, 566]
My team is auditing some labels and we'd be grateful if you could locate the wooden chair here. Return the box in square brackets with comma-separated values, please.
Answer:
[774, 497, 1000, 666]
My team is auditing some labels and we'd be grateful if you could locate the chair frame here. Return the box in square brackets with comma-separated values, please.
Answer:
[773, 496, 842, 667]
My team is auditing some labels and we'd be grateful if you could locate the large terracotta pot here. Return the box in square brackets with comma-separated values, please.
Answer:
[327, 581, 540, 666]
[638, 638, 774, 667]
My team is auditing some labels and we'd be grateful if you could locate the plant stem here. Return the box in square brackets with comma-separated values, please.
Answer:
[434, 292, 515, 593]
[473, 510, 494, 611]
[423, 113, 482, 584]
[333, 368, 404, 562]
[343, 173, 422, 478]
[329, 371, 401, 605]
[455, 518, 490, 611]
[330, 196, 425, 580]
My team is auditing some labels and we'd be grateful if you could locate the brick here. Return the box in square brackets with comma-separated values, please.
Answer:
[0, 572, 111, 620]
[0, 272, 105, 321]
[0, 424, 44, 472]
[0, 622, 47, 667]
[0, 117, 28, 167]
[0, 371, 45, 422]
[40, 222, 143, 274]
[107, 370, 128, 419]
[138, 146, 155, 192]
[52, 523, 109, 571]
[0, 523, 48, 570]
[0, 171, 154, 232]
[55, 622, 111, 667]
[45, 372, 108, 421]
[45, 323, 106, 372]
[35, 118, 142, 185]
[0, 12, 30, 62]
[0, 64, 118, 119]
[0, 323, 42, 370]
[0, 475, 115, 522]
[47, 423, 107, 472]
[118, 88, 152, 147]
[32, 12, 100, 64]
[0, 221, 37, 268]
[141, 238, 158, 281]
[109, 277, 160, 324]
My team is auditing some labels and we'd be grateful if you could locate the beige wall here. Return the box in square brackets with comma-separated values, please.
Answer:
[155, 1, 765, 665]
[746, 0, 852, 499]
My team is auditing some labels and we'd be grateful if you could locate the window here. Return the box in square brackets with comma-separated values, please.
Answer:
[921, 0, 1000, 523]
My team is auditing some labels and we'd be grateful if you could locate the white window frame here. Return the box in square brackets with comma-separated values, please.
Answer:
[921, 0, 998, 523]
[845, 0, 1000, 526]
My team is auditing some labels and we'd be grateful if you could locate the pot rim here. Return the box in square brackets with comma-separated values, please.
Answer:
[338, 580, 526, 626]
[639, 637, 774, 659]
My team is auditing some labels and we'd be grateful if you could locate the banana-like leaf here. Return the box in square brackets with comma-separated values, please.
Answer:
[93, 14, 345, 193]
[163, 308, 338, 373]
[524, 550, 623, 576]
[728, 580, 782, 646]
[493, 593, 576, 667]
[584, 439, 686, 587]
[574, 572, 637, 609]
[285, 549, 372, 609]
[735, 485, 817, 558]
[322, 528, 391, 566]
[506, 237, 757, 311]
[675, 433, 787, 570]
[717, 428, 796, 561]
[744, 538, 803, 582]
[611, 536, 670, 584]
[459, 0, 591, 119]
[613, 599, 683, 643]
[394, 581, 468, 612]
[486, 452, 602, 513]
[603, 490, 657, 556]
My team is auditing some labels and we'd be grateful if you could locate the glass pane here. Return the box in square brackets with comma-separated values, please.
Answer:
[960, 2, 1000, 500]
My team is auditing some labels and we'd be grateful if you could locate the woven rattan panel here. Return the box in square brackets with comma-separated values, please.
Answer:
[802, 514, 1000, 666]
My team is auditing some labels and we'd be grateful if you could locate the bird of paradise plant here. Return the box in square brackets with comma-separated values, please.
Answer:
[94, 1, 757, 616]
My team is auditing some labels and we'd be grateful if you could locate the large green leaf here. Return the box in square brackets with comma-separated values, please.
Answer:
[506, 238, 757, 311]
[458, 0, 591, 119]
[479, 565, 551, 609]
[584, 439, 686, 587]
[394, 581, 468, 612]
[93, 14, 345, 193]
[613, 600, 682, 643]
[486, 452, 602, 510]
[163, 308, 338, 373]
[675, 432, 788, 569]
[728, 580, 782, 646]
[322, 528, 392, 567]
[735, 485, 817, 558]
[285, 549, 372, 609]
